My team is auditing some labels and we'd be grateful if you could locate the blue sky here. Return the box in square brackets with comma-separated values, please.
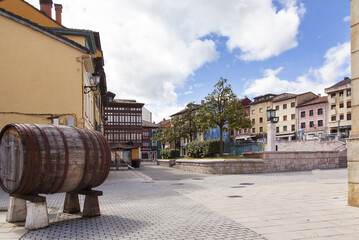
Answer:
[27, 0, 351, 122]
[177, 0, 351, 107]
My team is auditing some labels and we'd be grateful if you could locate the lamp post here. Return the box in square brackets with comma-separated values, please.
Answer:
[266, 109, 278, 151]
[84, 72, 101, 94]
[337, 120, 341, 139]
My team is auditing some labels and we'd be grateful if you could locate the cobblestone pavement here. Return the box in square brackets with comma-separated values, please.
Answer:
[0, 164, 265, 240]
[0, 163, 355, 240]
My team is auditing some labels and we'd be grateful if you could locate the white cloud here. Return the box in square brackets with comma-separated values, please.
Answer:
[244, 42, 351, 97]
[25, 0, 304, 121]
[344, 15, 351, 22]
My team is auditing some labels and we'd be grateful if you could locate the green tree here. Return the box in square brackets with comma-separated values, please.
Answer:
[152, 116, 185, 152]
[197, 77, 251, 155]
[180, 102, 200, 141]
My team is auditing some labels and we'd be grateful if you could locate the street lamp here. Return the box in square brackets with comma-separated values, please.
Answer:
[266, 109, 279, 123]
[84, 72, 101, 94]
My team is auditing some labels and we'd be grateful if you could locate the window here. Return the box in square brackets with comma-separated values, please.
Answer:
[252, 119, 255, 124]
[309, 121, 314, 128]
[243, 129, 248, 134]
[347, 113, 352, 120]
[252, 109, 255, 114]
[309, 110, 314, 116]
[260, 127, 263, 133]
[318, 120, 323, 127]
[291, 114, 295, 120]
[339, 91, 344, 97]
[331, 105, 336, 110]
[291, 125, 295, 131]
[347, 89, 351, 96]
[259, 117, 263, 123]
[331, 93, 336, 98]
[283, 104, 287, 109]
[340, 114, 344, 120]
[252, 128, 256, 133]
[301, 122, 306, 129]
[318, 108, 323, 115]
[347, 101, 352, 108]
[283, 115, 287, 121]
[276, 105, 279, 110]
[53, 118, 59, 125]
[301, 111, 306, 118]
[276, 127, 279, 133]
[67, 118, 74, 127]
[331, 116, 336, 121]
[291, 102, 295, 108]
[259, 108, 263, 113]
[283, 126, 287, 131]
[339, 103, 344, 108]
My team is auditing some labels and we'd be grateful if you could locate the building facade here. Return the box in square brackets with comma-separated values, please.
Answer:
[141, 120, 161, 160]
[0, 0, 106, 131]
[229, 97, 252, 142]
[272, 93, 298, 141]
[325, 77, 352, 138]
[103, 92, 144, 159]
[249, 94, 277, 137]
[273, 92, 317, 140]
[296, 96, 328, 140]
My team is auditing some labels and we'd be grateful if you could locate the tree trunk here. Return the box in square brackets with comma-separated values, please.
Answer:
[219, 126, 223, 156]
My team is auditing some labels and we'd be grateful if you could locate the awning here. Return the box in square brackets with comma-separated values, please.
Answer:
[276, 133, 295, 138]
[235, 135, 254, 140]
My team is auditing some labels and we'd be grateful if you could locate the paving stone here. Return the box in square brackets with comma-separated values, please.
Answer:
[0, 163, 353, 240]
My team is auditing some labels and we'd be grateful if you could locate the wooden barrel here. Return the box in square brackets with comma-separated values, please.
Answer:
[0, 124, 111, 195]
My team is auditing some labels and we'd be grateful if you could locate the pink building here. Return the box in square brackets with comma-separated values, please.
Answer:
[296, 96, 328, 139]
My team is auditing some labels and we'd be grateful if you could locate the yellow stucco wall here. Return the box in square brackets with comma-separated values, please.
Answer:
[64, 35, 86, 47]
[250, 101, 273, 134]
[0, 0, 62, 28]
[0, 15, 87, 130]
[273, 98, 297, 134]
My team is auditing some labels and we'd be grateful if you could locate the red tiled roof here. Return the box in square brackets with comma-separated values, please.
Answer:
[297, 96, 328, 108]
[159, 119, 171, 127]
[142, 120, 159, 128]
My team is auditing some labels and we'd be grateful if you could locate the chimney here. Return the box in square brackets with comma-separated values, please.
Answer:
[40, 0, 53, 18]
[54, 4, 63, 24]
[318, 93, 321, 97]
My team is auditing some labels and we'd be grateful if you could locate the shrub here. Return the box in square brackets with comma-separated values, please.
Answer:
[160, 149, 180, 159]
[186, 139, 220, 158]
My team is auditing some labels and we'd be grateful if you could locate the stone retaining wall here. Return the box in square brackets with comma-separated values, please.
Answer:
[157, 159, 176, 167]
[243, 151, 339, 173]
[276, 140, 345, 152]
[169, 151, 339, 174]
[174, 159, 264, 174]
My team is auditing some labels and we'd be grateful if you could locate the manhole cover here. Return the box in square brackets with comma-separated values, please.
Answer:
[227, 195, 243, 198]
[230, 186, 246, 188]
[240, 183, 254, 185]
[171, 183, 184, 186]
